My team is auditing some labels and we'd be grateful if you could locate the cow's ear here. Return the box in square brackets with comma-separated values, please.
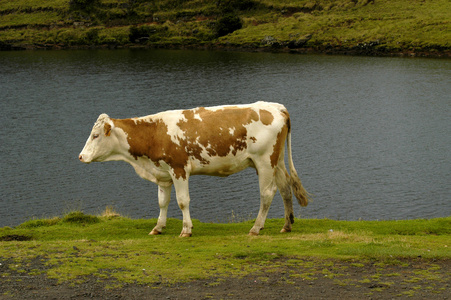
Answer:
[104, 122, 112, 137]
[97, 113, 110, 122]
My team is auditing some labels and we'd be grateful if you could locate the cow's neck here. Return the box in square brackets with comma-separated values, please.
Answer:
[112, 118, 173, 186]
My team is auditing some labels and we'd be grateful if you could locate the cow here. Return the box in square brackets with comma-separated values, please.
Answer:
[79, 101, 310, 237]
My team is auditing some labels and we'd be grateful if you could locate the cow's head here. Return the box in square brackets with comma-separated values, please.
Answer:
[79, 114, 117, 163]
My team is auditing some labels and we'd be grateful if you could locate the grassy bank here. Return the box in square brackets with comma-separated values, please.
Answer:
[0, 211, 449, 291]
[0, 0, 449, 56]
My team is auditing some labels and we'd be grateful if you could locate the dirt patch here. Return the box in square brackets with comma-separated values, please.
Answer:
[0, 235, 32, 242]
[0, 257, 449, 299]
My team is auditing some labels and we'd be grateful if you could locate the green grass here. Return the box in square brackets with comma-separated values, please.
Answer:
[0, 212, 449, 285]
[0, 0, 68, 11]
[223, 0, 450, 51]
[0, 0, 449, 55]
[0, 11, 63, 28]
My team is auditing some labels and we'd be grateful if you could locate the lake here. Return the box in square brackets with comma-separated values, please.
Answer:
[0, 49, 450, 227]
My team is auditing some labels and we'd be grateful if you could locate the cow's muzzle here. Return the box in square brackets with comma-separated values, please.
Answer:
[79, 154, 89, 163]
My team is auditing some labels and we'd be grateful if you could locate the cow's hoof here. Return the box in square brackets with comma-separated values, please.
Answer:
[179, 233, 192, 237]
[280, 228, 291, 233]
[248, 231, 259, 236]
[149, 229, 161, 235]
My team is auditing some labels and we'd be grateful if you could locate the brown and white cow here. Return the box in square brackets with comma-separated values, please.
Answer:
[79, 101, 309, 236]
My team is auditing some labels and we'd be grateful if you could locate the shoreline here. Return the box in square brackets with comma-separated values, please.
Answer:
[0, 44, 451, 59]
[2, 41, 450, 58]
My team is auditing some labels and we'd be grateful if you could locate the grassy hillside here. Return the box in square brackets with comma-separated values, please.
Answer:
[0, 0, 449, 56]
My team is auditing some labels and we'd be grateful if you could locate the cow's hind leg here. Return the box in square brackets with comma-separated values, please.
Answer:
[275, 160, 294, 233]
[150, 184, 172, 235]
[249, 165, 278, 236]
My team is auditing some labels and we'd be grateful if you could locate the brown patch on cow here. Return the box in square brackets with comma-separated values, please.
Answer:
[177, 107, 259, 158]
[259, 109, 274, 126]
[250, 136, 257, 143]
[104, 123, 112, 137]
[269, 112, 290, 168]
[112, 118, 189, 179]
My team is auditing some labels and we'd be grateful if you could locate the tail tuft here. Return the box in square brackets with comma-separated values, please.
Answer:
[291, 172, 310, 207]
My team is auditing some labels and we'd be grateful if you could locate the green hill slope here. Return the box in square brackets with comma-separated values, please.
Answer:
[0, 0, 449, 56]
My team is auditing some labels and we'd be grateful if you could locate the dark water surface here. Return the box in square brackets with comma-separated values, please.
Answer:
[1, 50, 450, 227]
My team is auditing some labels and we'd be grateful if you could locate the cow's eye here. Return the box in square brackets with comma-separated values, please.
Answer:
[92, 134, 99, 140]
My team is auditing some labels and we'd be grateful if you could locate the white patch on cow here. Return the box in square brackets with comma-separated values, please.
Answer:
[193, 113, 202, 121]
[191, 149, 253, 177]
[251, 107, 260, 116]
[154, 110, 187, 146]
[244, 112, 283, 154]
[129, 156, 172, 185]
[204, 106, 222, 112]
[229, 127, 235, 136]
[205, 101, 274, 112]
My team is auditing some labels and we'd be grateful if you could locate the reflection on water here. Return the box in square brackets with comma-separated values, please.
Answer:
[0, 49, 450, 227]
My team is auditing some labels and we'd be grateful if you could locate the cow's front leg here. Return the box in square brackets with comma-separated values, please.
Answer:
[173, 177, 193, 237]
[150, 184, 172, 235]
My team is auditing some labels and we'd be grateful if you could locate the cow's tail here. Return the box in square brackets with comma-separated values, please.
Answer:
[286, 118, 310, 207]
